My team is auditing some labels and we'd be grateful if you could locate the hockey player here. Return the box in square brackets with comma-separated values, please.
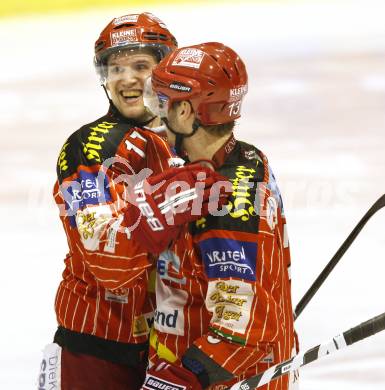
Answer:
[142, 43, 296, 389]
[39, 15, 229, 390]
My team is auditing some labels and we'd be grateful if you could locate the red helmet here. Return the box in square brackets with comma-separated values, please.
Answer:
[94, 12, 177, 83]
[151, 42, 248, 125]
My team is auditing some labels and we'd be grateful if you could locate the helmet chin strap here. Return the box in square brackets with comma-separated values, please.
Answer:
[162, 117, 201, 158]
[102, 84, 113, 104]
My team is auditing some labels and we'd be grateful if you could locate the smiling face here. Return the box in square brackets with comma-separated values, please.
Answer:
[106, 49, 158, 120]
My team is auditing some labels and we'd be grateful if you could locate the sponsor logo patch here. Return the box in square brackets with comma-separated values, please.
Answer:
[146, 13, 168, 29]
[111, 29, 138, 46]
[243, 149, 258, 160]
[199, 238, 257, 281]
[169, 82, 192, 92]
[105, 288, 128, 304]
[261, 349, 275, 363]
[77, 210, 98, 240]
[113, 14, 139, 25]
[63, 170, 112, 211]
[38, 343, 61, 390]
[76, 205, 112, 251]
[226, 165, 258, 222]
[154, 309, 179, 329]
[83, 121, 116, 162]
[157, 250, 186, 284]
[155, 275, 187, 335]
[206, 280, 254, 334]
[224, 136, 237, 154]
[143, 375, 186, 390]
[172, 48, 204, 69]
[133, 312, 154, 337]
[229, 84, 248, 102]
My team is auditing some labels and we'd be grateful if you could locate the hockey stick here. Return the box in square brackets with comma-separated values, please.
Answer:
[228, 311, 385, 390]
[294, 194, 385, 320]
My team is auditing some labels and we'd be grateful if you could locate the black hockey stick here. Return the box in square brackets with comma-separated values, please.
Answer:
[228, 311, 385, 390]
[294, 194, 385, 320]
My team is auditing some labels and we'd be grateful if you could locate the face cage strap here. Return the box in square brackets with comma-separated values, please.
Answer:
[163, 117, 201, 158]
[102, 84, 112, 103]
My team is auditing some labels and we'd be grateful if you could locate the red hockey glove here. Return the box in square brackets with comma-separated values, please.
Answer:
[141, 360, 202, 390]
[124, 164, 231, 253]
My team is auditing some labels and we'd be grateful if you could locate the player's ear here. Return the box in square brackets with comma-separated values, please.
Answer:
[178, 100, 193, 120]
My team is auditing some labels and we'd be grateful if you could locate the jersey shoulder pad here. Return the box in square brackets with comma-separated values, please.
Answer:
[192, 144, 267, 236]
[56, 115, 134, 183]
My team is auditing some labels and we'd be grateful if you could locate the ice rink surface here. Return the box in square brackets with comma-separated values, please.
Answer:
[0, 0, 384, 388]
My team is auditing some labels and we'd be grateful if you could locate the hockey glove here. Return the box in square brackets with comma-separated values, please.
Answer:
[141, 360, 203, 390]
[124, 164, 231, 253]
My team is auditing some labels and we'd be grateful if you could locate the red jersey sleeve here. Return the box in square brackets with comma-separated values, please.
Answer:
[55, 125, 175, 290]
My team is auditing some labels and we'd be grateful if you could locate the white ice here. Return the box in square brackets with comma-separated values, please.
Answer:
[0, 0, 384, 388]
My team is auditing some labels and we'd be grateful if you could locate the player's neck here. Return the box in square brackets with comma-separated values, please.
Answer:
[184, 127, 229, 163]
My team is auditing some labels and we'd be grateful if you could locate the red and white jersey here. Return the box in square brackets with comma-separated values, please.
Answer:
[150, 135, 295, 389]
[53, 107, 177, 348]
